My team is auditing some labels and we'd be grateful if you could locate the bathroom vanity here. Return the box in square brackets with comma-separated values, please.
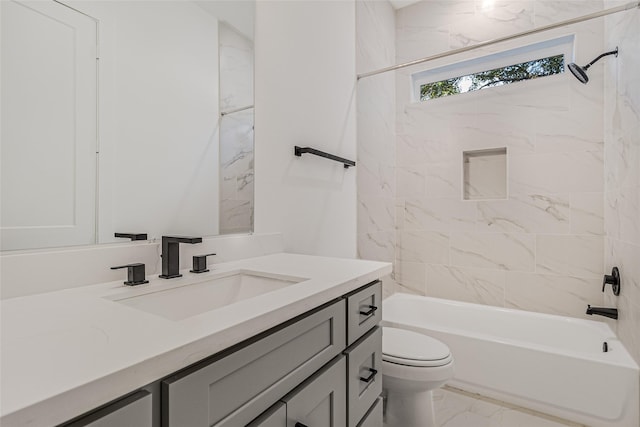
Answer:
[0, 253, 391, 427]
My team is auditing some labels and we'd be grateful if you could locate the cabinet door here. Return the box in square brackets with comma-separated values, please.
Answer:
[356, 398, 382, 427]
[247, 402, 286, 427]
[62, 390, 152, 427]
[345, 327, 382, 427]
[282, 356, 347, 427]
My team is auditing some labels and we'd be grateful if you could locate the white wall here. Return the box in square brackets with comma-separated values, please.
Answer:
[254, 0, 358, 258]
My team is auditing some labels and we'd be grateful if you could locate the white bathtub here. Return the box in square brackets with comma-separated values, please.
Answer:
[382, 293, 639, 427]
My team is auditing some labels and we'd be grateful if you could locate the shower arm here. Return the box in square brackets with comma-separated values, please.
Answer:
[582, 49, 619, 71]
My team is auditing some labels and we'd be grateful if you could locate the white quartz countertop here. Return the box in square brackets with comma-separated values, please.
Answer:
[0, 253, 391, 427]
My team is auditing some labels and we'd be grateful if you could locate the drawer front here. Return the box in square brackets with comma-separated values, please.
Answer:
[62, 390, 152, 427]
[345, 327, 382, 427]
[346, 281, 382, 345]
[356, 397, 382, 427]
[162, 300, 346, 427]
[247, 402, 286, 427]
[281, 356, 347, 427]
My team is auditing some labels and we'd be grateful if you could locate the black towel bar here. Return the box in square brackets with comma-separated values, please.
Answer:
[294, 146, 356, 169]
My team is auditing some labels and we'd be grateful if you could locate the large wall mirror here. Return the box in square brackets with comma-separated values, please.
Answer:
[1, 0, 254, 251]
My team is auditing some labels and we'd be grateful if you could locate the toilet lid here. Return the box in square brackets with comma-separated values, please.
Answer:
[382, 327, 452, 367]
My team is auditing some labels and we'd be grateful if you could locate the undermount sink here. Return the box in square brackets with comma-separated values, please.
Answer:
[111, 270, 307, 321]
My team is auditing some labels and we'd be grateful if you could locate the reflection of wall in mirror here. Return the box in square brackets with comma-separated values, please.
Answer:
[95, 1, 220, 242]
[2, 0, 225, 251]
[219, 22, 254, 234]
[1, 0, 98, 251]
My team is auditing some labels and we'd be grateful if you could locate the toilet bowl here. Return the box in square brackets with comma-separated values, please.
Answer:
[382, 327, 454, 427]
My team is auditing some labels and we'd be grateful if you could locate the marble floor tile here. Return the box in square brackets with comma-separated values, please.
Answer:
[432, 387, 584, 427]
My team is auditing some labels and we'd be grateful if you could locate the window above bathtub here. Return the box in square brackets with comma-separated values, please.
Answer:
[411, 35, 574, 102]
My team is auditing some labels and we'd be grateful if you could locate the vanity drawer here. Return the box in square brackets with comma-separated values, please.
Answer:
[356, 397, 382, 427]
[62, 390, 153, 427]
[346, 281, 382, 345]
[162, 300, 346, 427]
[344, 326, 382, 427]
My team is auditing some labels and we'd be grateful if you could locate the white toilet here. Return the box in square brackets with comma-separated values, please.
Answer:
[382, 327, 454, 427]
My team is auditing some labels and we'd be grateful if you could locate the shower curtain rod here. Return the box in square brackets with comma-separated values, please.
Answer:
[357, 0, 640, 80]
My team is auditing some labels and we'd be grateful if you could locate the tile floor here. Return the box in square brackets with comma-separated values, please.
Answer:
[432, 387, 586, 427]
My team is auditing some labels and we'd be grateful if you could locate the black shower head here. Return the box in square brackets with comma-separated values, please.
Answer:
[567, 47, 619, 84]
[568, 62, 589, 84]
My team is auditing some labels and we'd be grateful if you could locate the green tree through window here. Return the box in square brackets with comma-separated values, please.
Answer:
[420, 54, 564, 101]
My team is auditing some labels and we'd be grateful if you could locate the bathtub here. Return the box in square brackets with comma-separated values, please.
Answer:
[382, 293, 639, 427]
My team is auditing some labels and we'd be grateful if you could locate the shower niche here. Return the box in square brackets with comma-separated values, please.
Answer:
[463, 148, 507, 200]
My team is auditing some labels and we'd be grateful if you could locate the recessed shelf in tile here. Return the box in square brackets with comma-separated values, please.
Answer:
[463, 148, 507, 200]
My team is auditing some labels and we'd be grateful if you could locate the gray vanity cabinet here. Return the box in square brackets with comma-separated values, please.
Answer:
[282, 356, 347, 427]
[58, 280, 384, 427]
[63, 390, 152, 427]
[162, 301, 346, 427]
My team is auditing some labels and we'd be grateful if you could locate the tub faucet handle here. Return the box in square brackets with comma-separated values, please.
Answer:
[602, 266, 621, 295]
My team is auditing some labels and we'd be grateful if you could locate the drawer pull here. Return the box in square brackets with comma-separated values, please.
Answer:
[359, 367, 378, 383]
[359, 305, 378, 316]
[295, 423, 309, 427]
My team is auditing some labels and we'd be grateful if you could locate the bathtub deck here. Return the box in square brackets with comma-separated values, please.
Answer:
[433, 387, 585, 427]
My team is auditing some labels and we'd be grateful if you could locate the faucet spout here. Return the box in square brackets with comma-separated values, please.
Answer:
[160, 236, 203, 279]
[586, 305, 618, 320]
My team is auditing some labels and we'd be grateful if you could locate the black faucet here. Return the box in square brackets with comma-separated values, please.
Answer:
[160, 236, 202, 279]
[586, 305, 618, 320]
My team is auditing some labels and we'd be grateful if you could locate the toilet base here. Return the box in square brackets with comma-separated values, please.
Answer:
[383, 389, 436, 427]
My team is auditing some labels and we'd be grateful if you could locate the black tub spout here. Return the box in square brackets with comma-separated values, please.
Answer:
[586, 305, 618, 320]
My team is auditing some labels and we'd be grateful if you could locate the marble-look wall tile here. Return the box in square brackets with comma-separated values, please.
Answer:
[606, 238, 640, 313]
[398, 230, 450, 264]
[356, 0, 396, 287]
[219, 111, 254, 234]
[358, 231, 396, 263]
[450, 1, 535, 49]
[426, 161, 463, 199]
[509, 151, 604, 195]
[358, 196, 395, 234]
[534, 1, 603, 27]
[356, 0, 395, 73]
[426, 265, 505, 306]
[404, 198, 478, 232]
[605, 2, 640, 367]
[360, 0, 610, 324]
[219, 23, 254, 111]
[536, 235, 604, 279]
[395, 261, 427, 294]
[570, 192, 604, 235]
[505, 272, 603, 318]
[477, 194, 571, 234]
[450, 232, 535, 271]
[605, 186, 640, 244]
[615, 294, 640, 369]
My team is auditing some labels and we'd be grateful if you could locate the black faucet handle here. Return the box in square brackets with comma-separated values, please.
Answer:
[114, 233, 148, 241]
[602, 266, 621, 295]
[111, 263, 149, 286]
[190, 253, 217, 274]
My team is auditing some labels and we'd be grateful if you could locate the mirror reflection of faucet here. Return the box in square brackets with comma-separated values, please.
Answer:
[586, 305, 618, 320]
